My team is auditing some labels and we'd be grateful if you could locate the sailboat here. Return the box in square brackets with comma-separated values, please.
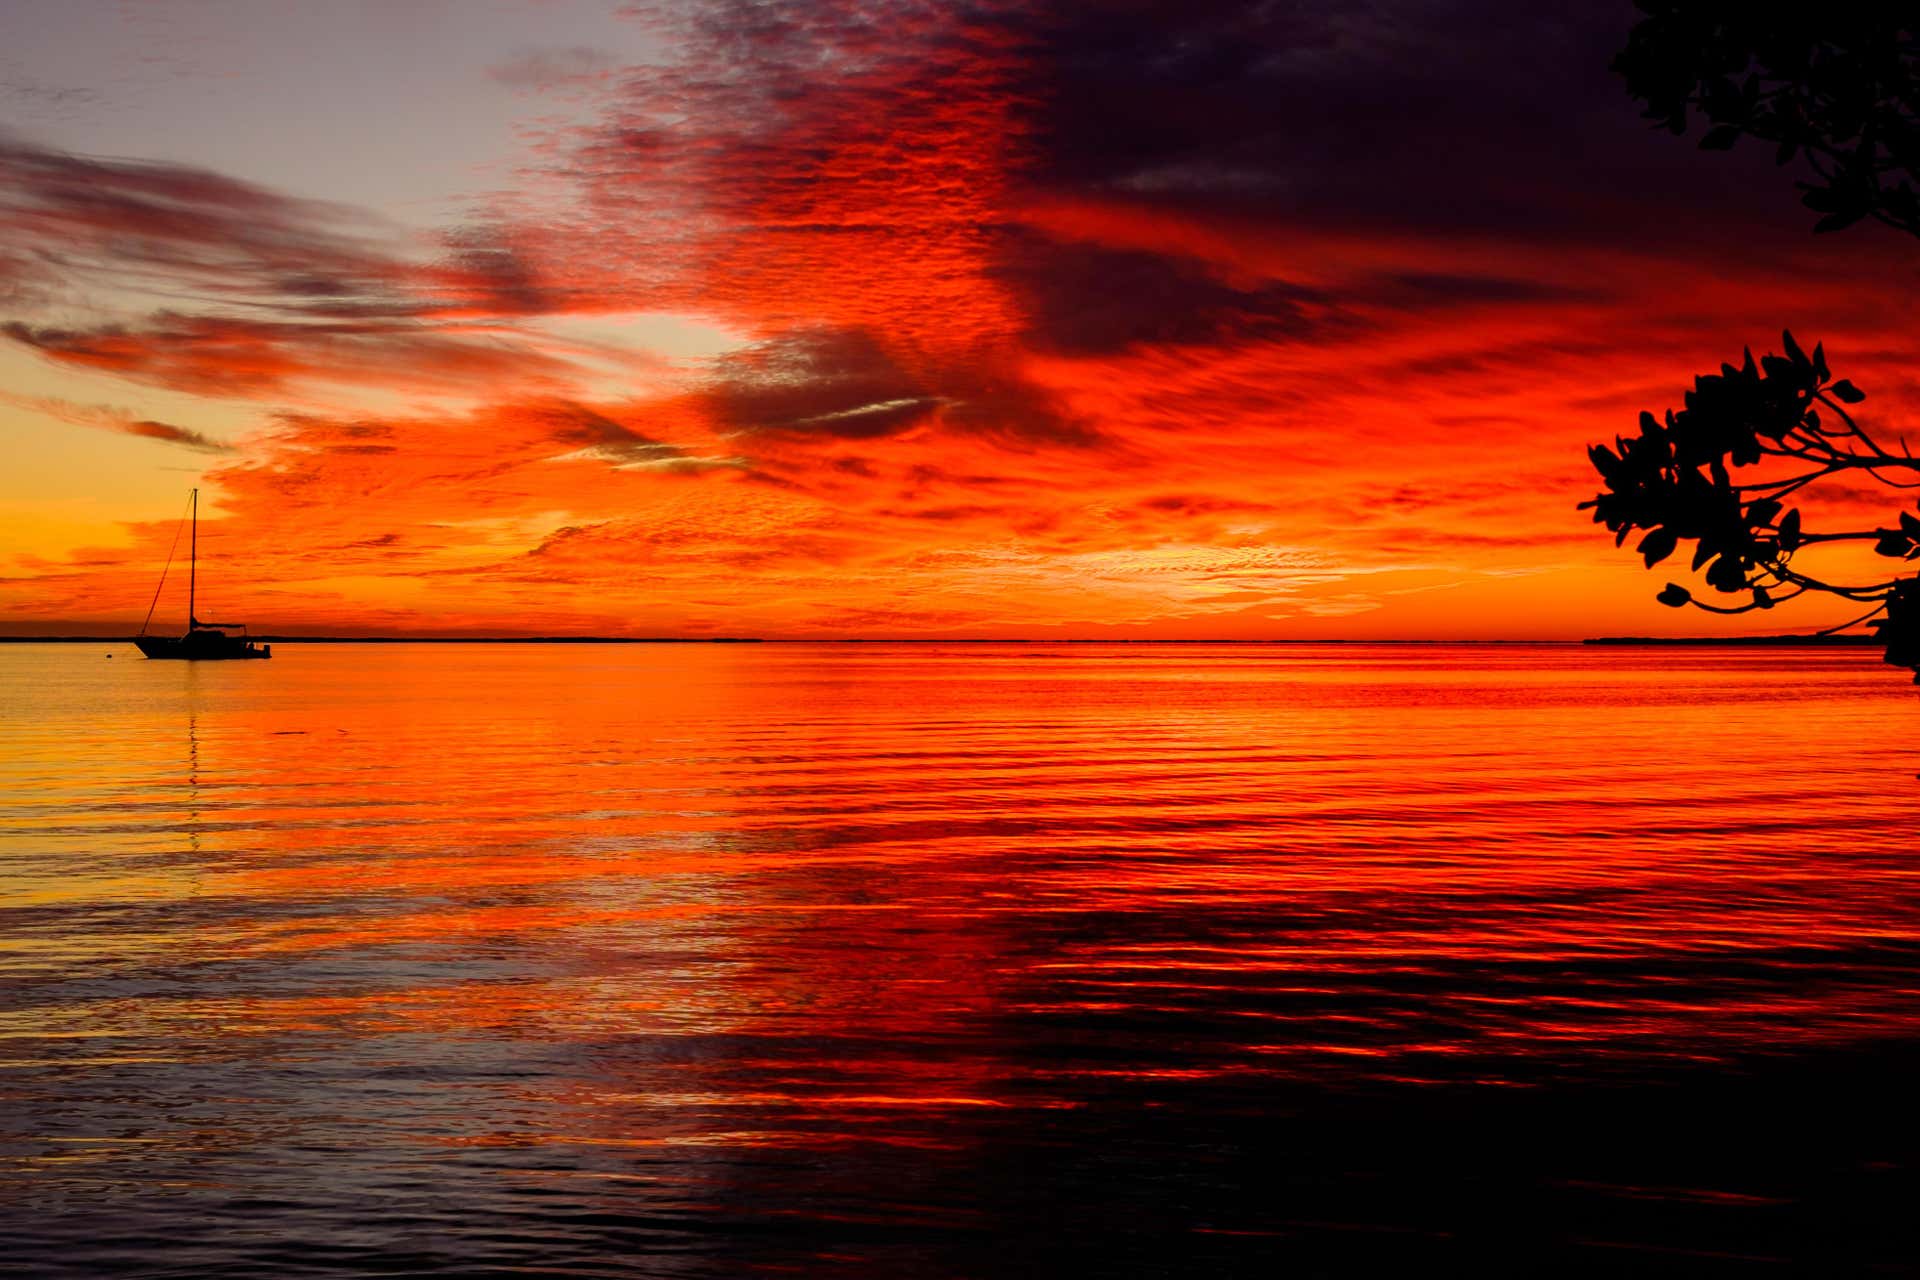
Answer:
[134, 488, 271, 660]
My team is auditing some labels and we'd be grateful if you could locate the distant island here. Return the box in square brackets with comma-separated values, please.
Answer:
[1585, 634, 1880, 647]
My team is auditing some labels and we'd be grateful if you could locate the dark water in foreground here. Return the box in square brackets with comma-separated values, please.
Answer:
[3, 642, 1918, 1276]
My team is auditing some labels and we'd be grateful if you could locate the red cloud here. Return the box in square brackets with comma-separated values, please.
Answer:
[4, 314, 577, 399]
[8, 5, 1920, 639]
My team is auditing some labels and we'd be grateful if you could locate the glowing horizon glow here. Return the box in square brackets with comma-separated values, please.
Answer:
[3, 0, 1918, 638]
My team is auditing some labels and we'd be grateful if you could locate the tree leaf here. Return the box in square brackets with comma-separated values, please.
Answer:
[1778, 509, 1802, 551]
[1658, 583, 1692, 607]
[1707, 555, 1748, 593]
[1831, 379, 1867, 403]
[1782, 330, 1808, 369]
[1639, 527, 1679, 567]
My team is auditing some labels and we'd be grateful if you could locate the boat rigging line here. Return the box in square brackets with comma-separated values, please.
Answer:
[138, 490, 194, 639]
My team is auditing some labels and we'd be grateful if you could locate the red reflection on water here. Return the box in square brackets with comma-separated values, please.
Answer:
[5, 642, 1920, 1188]
[8, 646, 1920, 1049]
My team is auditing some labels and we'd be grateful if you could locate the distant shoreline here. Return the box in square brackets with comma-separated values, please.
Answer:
[0, 634, 1884, 646]
[0, 635, 766, 644]
[1583, 634, 1880, 647]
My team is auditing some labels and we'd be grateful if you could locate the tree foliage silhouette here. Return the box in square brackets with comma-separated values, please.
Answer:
[1585, 2, 1920, 678]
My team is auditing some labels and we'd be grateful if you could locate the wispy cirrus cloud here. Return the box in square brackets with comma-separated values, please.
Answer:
[0, 391, 233, 452]
[0, 132, 404, 312]
[3, 313, 577, 399]
[0, 133, 586, 403]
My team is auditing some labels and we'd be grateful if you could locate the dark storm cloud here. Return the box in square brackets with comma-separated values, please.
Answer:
[1005, 0, 1811, 243]
[990, 232, 1341, 355]
[556, 0, 1788, 473]
[706, 325, 1104, 449]
[709, 328, 942, 440]
[1375, 272, 1609, 307]
[530, 400, 685, 464]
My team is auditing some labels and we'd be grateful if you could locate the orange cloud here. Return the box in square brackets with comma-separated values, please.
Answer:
[6, 4, 1920, 637]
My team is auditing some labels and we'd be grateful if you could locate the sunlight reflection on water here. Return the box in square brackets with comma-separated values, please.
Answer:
[3, 642, 1917, 1275]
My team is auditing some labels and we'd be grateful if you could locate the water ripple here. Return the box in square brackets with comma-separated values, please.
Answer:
[3, 642, 1918, 1274]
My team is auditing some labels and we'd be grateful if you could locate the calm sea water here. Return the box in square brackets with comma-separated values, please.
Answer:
[3, 642, 1918, 1275]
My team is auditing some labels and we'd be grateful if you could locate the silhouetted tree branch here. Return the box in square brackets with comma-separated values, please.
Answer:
[1588, 5, 1920, 680]
[1614, 2, 1919, 235]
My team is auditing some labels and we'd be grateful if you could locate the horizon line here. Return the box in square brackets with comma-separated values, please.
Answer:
[0, 634, 1882, 646]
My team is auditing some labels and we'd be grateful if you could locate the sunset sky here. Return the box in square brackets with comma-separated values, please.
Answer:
[3, 0, 1916, 638]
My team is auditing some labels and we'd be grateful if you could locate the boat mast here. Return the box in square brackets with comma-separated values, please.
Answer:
[188, 487, 197, 629]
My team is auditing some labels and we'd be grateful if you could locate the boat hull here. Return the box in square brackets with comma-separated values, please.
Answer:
[135, 632, 271, 660]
